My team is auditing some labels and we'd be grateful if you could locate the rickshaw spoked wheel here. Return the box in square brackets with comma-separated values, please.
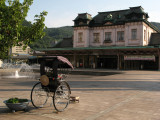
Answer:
[53, 81, 71, 112]
[31, 82, 49, 108]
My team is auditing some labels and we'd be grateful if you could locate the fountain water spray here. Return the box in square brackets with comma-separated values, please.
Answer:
[1, 63, 35, 79]
[15, 70, 19, 78]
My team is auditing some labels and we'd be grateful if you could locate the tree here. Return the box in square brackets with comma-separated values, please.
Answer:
[0, 0, 47, 59]
[29, 26, 73, 49]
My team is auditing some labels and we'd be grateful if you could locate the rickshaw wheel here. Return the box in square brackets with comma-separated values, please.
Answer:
[53, 81, 70, 112]
[31, 82, 49, 108]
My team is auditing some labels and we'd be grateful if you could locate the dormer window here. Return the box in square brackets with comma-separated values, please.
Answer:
[104, 14, 112, 20]
[79, 22, 83, 25]
[107, 14, 112, 19]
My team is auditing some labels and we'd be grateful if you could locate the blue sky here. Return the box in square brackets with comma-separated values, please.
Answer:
[26, 0, 160, 28]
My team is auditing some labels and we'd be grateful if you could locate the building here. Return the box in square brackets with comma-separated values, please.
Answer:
[11, 45, 31, 56]
[73, 7, 159, 47]
[38, 6, 160, 70]
[10, 44, 32, 62]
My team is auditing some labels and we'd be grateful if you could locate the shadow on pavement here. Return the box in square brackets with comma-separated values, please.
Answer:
[0, 89, 31, 91]
[0, 106, 36, 114]
[68, 80, 160, 91]
[71, 71, 124, 76]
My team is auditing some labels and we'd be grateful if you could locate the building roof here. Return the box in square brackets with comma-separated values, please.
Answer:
[90, 6, 147, 26]
[149, 33, 160, 46]
[74, 13, 92, 21]
[53, 37, 73, 48]
[73, 6, 160, 33]
[36, 46, 156, 52]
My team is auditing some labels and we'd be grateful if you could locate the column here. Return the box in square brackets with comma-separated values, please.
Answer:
[73, 54, 76, 68]
[158, 48, 160, 71]
[117, 50, 120, 70]
[83, 56, 85, 68]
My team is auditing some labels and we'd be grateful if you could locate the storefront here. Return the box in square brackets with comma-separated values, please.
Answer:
[123, 55, 158, 70]
[37, 46, 160, 70]
[97, 55, 117, 69]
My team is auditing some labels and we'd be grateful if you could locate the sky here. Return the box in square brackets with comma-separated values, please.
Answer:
[26, 0, 160, 28]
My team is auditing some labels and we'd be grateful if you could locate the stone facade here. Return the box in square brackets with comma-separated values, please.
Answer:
[73, 6, 158, 48]
[73, 21, 156, 48]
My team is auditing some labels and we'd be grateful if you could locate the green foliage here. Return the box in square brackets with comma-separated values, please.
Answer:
[30, 26, 73, 49]
[6, 97, 28, 103]
[22, 19, 32, 27]
[0, 0, 47, 59]
[47, 26, 73, 40]
[29, 35, 55, 49]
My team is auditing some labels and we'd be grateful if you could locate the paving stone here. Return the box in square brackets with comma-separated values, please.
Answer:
[0, 70, 160, 120]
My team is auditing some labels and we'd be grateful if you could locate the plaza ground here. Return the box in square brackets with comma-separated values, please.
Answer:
[0, 69, 160, 120]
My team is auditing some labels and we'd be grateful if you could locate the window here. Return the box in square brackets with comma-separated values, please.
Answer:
[93, 33, 100, 43]
[104, 32, 112, 43]
[79, 22, 83, 25]
[144, 30, 146, 41]
[78, 32, 83, 42]
[105, 32, 111, 41]
[131, 29, 137, 40]
[117, 31, 124, 41]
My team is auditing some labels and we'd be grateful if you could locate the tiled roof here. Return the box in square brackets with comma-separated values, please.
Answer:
[89, 6, 148, 27]
[73, 6, 160, 33]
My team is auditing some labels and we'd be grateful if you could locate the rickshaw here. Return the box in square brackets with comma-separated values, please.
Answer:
[30, 56, 73, 112]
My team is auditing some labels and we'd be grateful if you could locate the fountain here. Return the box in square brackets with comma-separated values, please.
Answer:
[15, 70, 19, 78]
[0, 63, 35, 79]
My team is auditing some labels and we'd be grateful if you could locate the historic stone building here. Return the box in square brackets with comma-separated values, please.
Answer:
[73, 7, 157, 47]
[38, 6, 160, 70]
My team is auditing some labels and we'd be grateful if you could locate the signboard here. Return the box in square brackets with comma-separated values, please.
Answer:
[124, 55, 155, 61]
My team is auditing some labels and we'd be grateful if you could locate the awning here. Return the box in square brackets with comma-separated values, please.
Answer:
[124, 55, 155, 61]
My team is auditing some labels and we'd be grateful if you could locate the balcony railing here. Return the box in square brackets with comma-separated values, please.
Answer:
[104, 39, 112, 43]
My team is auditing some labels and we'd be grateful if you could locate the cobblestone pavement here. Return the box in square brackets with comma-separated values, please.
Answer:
[0, 70, 160, 120]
